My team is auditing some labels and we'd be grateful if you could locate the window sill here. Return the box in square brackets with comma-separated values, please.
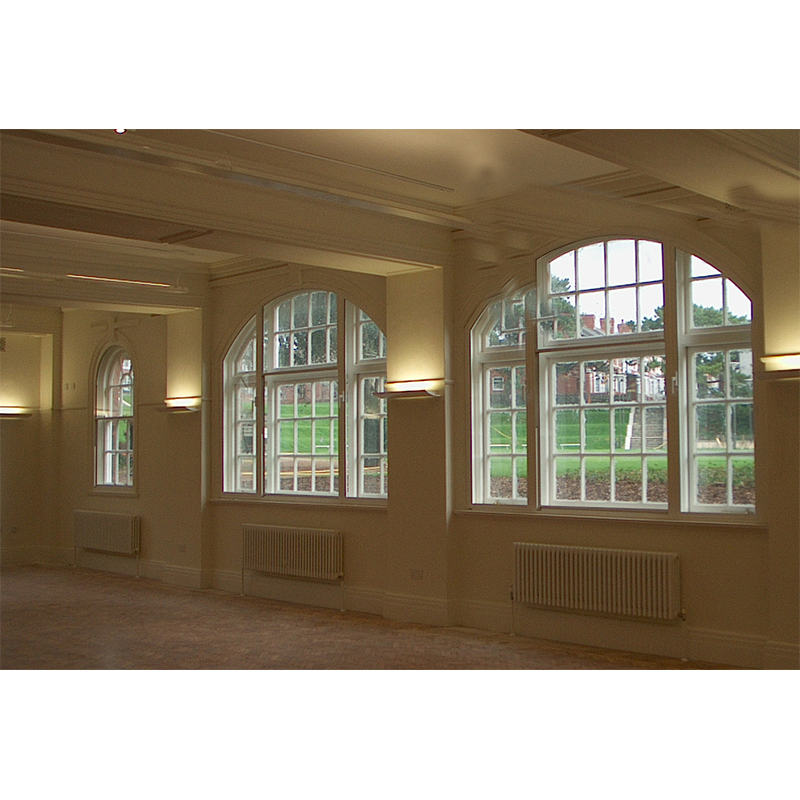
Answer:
[90, 487, 139, 498]
[457, 504, 767, 529]
[212, 494, 388, 511]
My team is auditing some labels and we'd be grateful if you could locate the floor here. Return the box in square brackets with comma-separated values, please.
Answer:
[0, 564, 735, 670]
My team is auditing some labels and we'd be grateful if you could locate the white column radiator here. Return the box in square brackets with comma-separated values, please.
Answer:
[514, 543, 681, 621]
[242, 525, 343, 582]
[74, 510, 141, 555]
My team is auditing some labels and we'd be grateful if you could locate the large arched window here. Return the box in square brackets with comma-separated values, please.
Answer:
[471, 239, 754, 514]
[95, 347, 134, 487]
[224, 291, 387, 498]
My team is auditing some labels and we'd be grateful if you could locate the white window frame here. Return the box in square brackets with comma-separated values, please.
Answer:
[95, 347, 135, 487]
[223, 292, 387, 499]
[470, 239, 755, 515]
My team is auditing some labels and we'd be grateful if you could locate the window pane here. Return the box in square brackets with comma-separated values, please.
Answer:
[692, 278, 724, 327]
[238, 338, 256, 373]
[577, 242, 605, 290]
[638, 241, 663, 283]
[726, 280, 751, 325]
[555, 362, 580, 405]
[729, 350, 753, 398]
[696, 404, 726, 450]
[614, 407, 635, 451]
[555, 458, 581, 499]
[292, 331, 308, 366]
[293, 293, 309, 328]
[645, 456, 668, 502]
[691, 256, 719, 278]
[311, 291, 328, 326]
[360, 319, 382, 360]
[579, 291, 606, 336]
[607, 239, 636, 286]
[556, 409, 580, 453]
[638, 284, 664, 332]
[490, 412, 512, 452]
[489, 367, 512, 408]
[277, 299, 291, 331]
[697, 457, 727, 504]
[732, 457, 755, 505]
[311, 328, 327, 363]
[585, 457, 611, 501]
[584, 408, 610, 453]
[730, 404, 754, 450]
[550, 251, 575, 293]
[490, 457, 513, 499]
[607, 287, 636, 334]
[695, 352, 725, 398]
[643, 406, 667, 452]
[614, 458, 642, 502]
[584, 360, 610, 403]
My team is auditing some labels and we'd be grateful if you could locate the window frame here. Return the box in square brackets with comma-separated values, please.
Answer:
[223, 291, 387, 501]
[469, 237, 756, 517]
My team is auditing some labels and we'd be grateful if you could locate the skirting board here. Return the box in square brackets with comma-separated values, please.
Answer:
[763, 640, 800, 670]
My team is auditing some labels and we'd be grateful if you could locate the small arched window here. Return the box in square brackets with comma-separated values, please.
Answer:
[96, 347, 134, 487]
[224, 291, 387, 498]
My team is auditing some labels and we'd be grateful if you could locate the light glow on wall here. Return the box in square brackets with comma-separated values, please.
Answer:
[761, 353, 800, 372]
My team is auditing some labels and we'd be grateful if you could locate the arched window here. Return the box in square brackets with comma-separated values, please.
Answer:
[224, 291, 387, 498]
[96, 347, 134, 487]
[470, 239, 754, 514]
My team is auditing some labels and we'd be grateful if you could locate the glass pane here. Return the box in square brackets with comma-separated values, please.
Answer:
[238, 338, 256, 373]
[361, 320, 381, 359]
[638, 283, 664, 332]
[515, 411, 527, 453]
[614, 407, 635, 451]
[729, 350, 753, 398]
[489, 367, 512, 409]
[695, 352, 725, 398]
[726, 280, 751, 325]
[638, 240, 663, 283]
[277, 333, 291, 367]
[692, 278, 724, 328]
[691, 256, 719, 278]
[614, 458, 642, 502]
[310, 328, 327, 363]
[556, 458, 581, 500]
[555, 409, 580, 453]
[292, 331, 308, 366]
[489, 412, 512, 452]
[584, 408, 610, 453]
[697, 457, 727, 504]
[550, 294, 577, 340]
[293, 293, 309, 328]
[238, 457, 255, 492]
[238, 385, 255, 419]
[585, 457, 611, 501]
[643, 357, 666, 401]
[279, 458, 295, 491]
[277, 300, 291, 331]
[732, 457, 755, 505]
[238, 422, 254, 455]
[314, 461, 334, 494]
[329, 326, 338, 363]
[363, 417, 381, 454]
[279, 420, 294, 453]
[514, 366, 527, 407]
[584, 360, 610, 403]
[314, 421, 332, 454]
[555, 362, 579, 405]
[607, 287, 636, 334]
[579, 291, 606, 336]
[607, 239, 636, 286]
[730, 404, 754, 450]
[645, 456, 669, 502]
[550, 251, 575, 293]
[489, 458, 513, 499]
[362, 457, 382, 495]
[613, 359, 640, 402]
[696, 404, 726, 450]
[577, 242, 605, 290]
[329, 294, 338, 323]
[362, 378, 382, 415]
[643, 406, 667, 452]
[311, 292, 328, 326]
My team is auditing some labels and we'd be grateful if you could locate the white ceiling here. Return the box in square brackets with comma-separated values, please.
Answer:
[1, 128, 797, 311]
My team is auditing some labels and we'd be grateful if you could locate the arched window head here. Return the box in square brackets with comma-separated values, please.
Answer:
[224, 290, 387, 499]
[96, 347, 134, 487]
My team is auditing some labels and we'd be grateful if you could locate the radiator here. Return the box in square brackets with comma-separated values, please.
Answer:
[74, 510, 141, 555]
[514, 543, 681, 620]
[242, 525, 343, 581]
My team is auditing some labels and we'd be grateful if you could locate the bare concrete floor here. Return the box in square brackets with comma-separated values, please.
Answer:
[1, 564, 735, 670]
